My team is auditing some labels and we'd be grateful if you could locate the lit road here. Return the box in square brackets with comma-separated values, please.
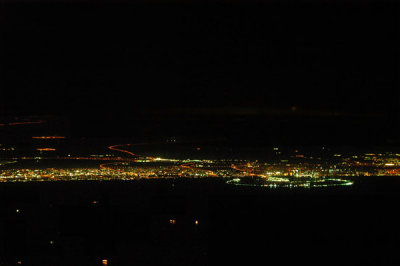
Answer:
[0, 120, 45, 127]
[231, 163, 268, 178]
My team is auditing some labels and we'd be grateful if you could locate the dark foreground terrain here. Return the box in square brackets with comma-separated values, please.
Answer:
[1, 177, 400, 266]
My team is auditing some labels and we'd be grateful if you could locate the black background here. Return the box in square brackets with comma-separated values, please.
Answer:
[2, 0, 398, 114]
[2, 0, 399, 146]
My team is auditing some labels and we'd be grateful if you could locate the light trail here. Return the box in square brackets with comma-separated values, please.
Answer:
[32, 136, 66, 139]
[104, 143, 155, 178]
[17, 156, 132, 162]
[0, 120, 45, 127]
[108, 144, 155, 161]
[108, 144, 217, 178]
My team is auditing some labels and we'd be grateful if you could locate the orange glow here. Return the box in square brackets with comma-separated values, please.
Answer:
[0, 120, 45, 127]
[180, 162, 217, 177]
[99, 162, 137, 176]
[103, 144, 155, 178]
[195, 220, 199, 225]
[7, 120, 45, 126]
[37, 148, 56, 151]
[102, 259, 108, 265]
[32, 136, 66, 139]
[169, 219, 176, 225]
[231, 163, 261, 177]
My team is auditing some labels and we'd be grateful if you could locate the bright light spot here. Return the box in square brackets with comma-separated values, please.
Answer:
[169, 219, 176, 225]
[102, 259, 108, 265]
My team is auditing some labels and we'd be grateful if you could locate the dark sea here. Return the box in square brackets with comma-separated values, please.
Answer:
[0, 176, 399, 266]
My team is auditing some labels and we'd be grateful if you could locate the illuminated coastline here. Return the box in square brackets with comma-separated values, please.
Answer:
[1, 143, 400, 186]
[226, 176, 354, 188]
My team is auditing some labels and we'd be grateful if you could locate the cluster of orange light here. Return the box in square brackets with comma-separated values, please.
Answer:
[36, 148, 56, 151]
[179, 162, 217, 177]
[103, 144, 156, 177]
[99, 162, 138, 176]
[231, 163, 260, 177]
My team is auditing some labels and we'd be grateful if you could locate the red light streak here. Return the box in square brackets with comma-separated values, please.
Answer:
[32, 136, 66, 139]
[0, 120, 45, 127]
[102, 144, 155, 177]
[108, 144, 155, 161]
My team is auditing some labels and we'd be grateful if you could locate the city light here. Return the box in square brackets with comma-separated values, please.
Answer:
[1, 143, 400, 186]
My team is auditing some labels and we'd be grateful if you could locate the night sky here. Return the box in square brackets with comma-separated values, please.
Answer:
[1, 0, 399, 144]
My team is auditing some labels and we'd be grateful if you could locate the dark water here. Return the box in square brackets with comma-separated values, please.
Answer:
[0, 177, 399, 265]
